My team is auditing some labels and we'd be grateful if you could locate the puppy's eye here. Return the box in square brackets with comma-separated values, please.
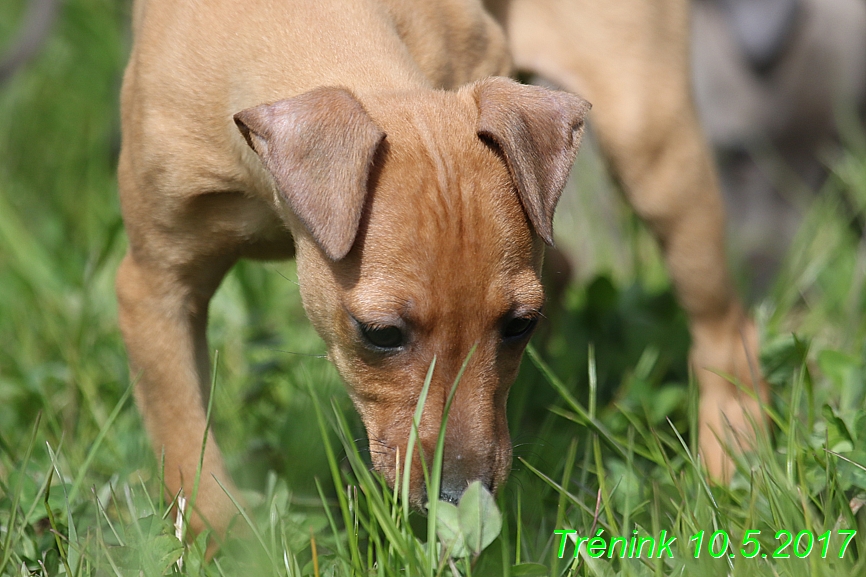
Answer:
[502, 315, 538, 341]
[359, 323, 404, 349]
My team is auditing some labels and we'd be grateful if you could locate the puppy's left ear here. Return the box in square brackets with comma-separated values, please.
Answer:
[473, 77, 591, 246]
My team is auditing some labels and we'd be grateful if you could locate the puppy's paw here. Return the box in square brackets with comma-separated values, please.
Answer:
[691, 314, 769, 481]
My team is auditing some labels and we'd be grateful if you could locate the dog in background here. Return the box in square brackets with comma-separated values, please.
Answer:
[116, 0, 767, 540]
[693, 0, 866, 292]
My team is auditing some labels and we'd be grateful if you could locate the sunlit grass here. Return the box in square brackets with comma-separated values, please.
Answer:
[1, 0, 865, 575]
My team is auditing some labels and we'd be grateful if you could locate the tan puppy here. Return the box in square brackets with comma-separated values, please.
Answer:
[117, 0, 767, 539]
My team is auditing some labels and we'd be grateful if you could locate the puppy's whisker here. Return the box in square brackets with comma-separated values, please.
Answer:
[269, 265, 300, 286]
[268, 348, 327, 359]
[367, 438, 394, 450]
[503, 475, 526, 494]
[512, 441, 543, 450]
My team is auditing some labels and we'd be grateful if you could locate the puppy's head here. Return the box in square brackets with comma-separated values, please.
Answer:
[234, 77, 589, 505]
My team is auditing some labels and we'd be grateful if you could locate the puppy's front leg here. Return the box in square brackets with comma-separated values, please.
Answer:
[116, 250, 239, 538]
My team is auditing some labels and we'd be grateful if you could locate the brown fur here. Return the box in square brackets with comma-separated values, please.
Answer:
[117, 0, 767, 542]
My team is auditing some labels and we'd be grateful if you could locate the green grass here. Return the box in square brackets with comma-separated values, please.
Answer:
[1, 0, 865, 575]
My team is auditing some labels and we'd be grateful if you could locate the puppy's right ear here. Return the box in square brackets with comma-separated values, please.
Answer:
[234, 88, 385, 261]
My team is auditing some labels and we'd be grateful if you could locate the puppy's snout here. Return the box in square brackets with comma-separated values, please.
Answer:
[360, 359, 514, 508]
[438, 484, 464, 505]
[437, 451, 494, 505]
[437, 475, 494, 505]
[412, 449, 496, 506]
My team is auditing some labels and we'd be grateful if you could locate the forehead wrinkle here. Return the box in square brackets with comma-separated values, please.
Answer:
[403, 113, 532, 312]
[354, 95, 540, 326]
[408, 105, 455, 207]
[408, 112, 490, 257]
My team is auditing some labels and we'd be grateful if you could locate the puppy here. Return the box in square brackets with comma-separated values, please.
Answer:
[116, 0, 766, 539]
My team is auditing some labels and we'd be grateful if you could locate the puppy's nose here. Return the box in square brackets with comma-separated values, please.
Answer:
[438, 452, 494, 504]
[438, 477, 495, 504]
[438, 483, 465, 505]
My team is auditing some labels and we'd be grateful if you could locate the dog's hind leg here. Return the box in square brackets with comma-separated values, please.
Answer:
[496, 0, 769, 479]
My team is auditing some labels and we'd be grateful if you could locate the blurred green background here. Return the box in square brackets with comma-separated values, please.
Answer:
[2, 0, 866, 575]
